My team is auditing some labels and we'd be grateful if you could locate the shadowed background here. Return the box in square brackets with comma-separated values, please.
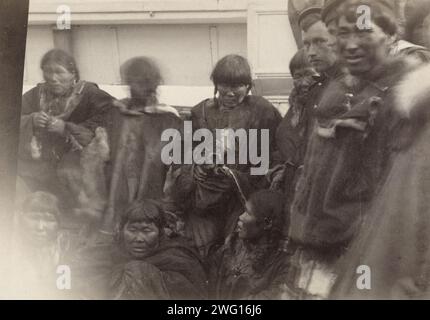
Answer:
[0, 0, 29, 269]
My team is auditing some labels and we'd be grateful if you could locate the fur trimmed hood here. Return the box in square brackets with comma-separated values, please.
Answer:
[394, 62, 430, 120]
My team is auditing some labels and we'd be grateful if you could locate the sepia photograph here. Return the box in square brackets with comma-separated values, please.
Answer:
[1, 0, 430, 308]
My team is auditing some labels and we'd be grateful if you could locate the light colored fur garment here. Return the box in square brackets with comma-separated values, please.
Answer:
[394, 63, 430, 119]
[75, 127, 110, 221]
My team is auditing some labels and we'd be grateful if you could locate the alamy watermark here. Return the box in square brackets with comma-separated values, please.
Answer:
[160, 121, 270, 176]
[356, 5, 372, 30]
[56, 5, 71, 30]
[56, 265, 71, 290]
[356, 265, 371, 290]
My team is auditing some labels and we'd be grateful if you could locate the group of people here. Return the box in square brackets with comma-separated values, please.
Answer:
[5, 0, 430, 300]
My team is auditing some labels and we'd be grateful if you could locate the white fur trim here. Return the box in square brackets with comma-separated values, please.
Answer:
[394, 63, 430, 118]
[113, 99, 180, 117]
[144, 104, 180, 117]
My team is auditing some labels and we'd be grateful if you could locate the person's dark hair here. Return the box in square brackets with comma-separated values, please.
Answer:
[239, 190, 286, 272]
[247, 190, 286, 240]
[119, 199, 166, 234]
[289, 48, 311, 76]
[40, 49, 80, 81]
[21, 191, 61, 219]
[120, 56, 162, 93]
[336, 0, 397, 36]
[210, 54, 253, 90]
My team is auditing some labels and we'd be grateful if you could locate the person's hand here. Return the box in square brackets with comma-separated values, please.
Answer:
[46, 118, 65, 135]
[32, 111, 50, 128]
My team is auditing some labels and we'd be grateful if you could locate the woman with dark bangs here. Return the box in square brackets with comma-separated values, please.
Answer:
[70, 199, 207, 300]
[170, 55, 282, 258]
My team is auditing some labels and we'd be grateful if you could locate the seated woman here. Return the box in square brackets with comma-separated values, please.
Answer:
[17, 49, 113, 220]
[171, 54, 282, 257]
[71, 199, 207, 300]
[4, 192, 76, 299]
[209, 190, 296, 300]
[103, 56, 183, 231]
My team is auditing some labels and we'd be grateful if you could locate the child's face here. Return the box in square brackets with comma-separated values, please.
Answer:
[21, 211, 59, 246]
[292, 67, 318, 93]
[237, 202, 262, 240]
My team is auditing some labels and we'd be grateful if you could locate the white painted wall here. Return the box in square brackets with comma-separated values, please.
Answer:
[24, 26, 54, 84]
[25, 23, 247, 86]
[24, 0, 293, 112]
[23, 84, 215, 108]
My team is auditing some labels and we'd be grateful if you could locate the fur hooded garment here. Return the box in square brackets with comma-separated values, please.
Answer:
[288, 56, 424, 250]
[331, 62, 430, 299]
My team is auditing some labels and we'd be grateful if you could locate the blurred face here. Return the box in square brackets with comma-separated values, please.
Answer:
[237, 202, 263, 240]
[42, 62, 76, 96]
[302, 21, 337, 73]
[21, 211, 59, 246]
[217, 83, 248, 109]
[129, 80, 154, 101]
[292, 67, 318, 93]
[337, 15, 391, 76]
[123, 221, 160, 259]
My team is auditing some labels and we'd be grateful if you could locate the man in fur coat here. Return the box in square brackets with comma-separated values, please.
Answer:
[287, 0, 427, 298]
[331, 46, 430, 301]
[274, 6, 342, 201]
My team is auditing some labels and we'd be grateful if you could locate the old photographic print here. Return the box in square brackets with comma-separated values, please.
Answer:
[0, 0, 430, 308]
